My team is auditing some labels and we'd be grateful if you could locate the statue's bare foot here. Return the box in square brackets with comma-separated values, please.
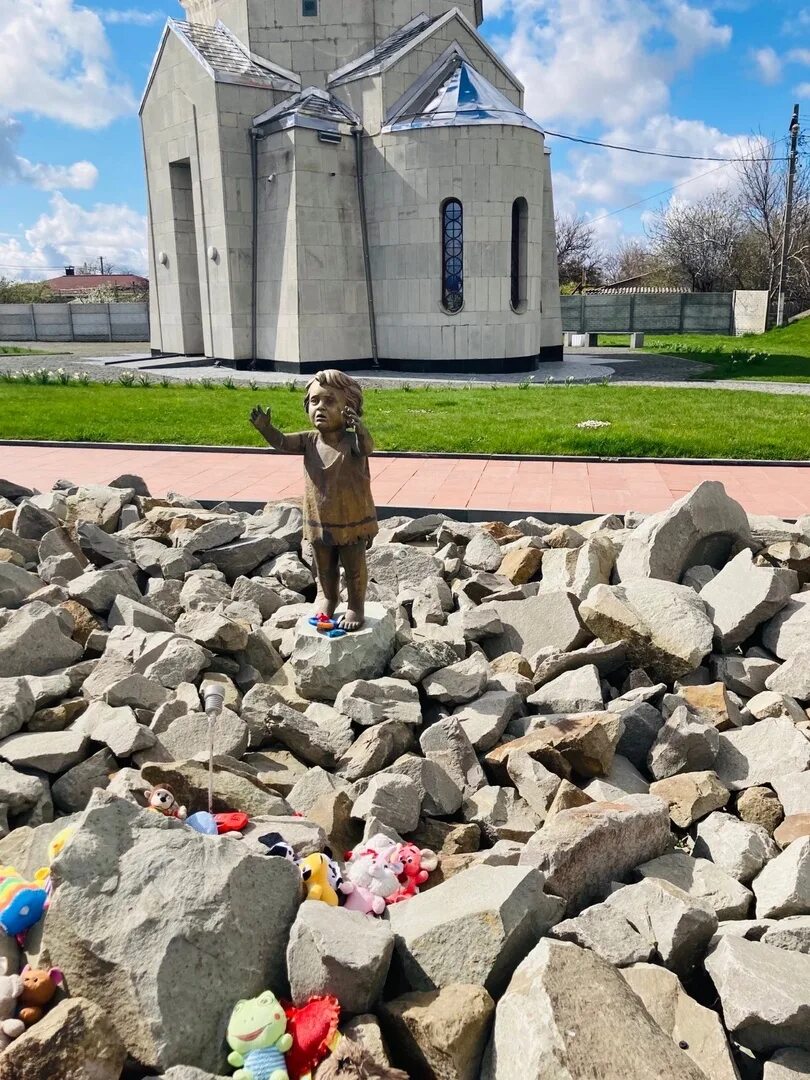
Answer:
[340, 609, 364, 631]
[315, 596, 337, 619]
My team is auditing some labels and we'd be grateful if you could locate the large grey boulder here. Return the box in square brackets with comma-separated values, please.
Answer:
[539, 537, 615, 599]
[505, 750, 560, 819]
[481, 939, 707, 1080]
[480, 592, 590, 661]
[603, 878, 718, 976]
[0, 996, 127, 1080]
[762, 591, 810, 659]
[714, 718, 810, 790]
[0, 603, 83, 677]
[286, 902, 394, 1014]
[40, 793, 301, 1073]
[159, 709, 249, 762]
[379, 984, 494, 1080]
[135, 635, 210, 689]
[519, 796, 672, 914]
[389, 638, 460, 684]
[752, 836, 810, 919]
[199, 533, 286, 578]
[583, 754, 649, 803]
[0, 563, 42, 607]
[579, 580, 714, 681]
[638, 852, 752, 920]
[694, 811, 779, 884]
[527, 664, 603, 714]
[387, 865, 564, 997]
[452, 689, 523, 752]
[548, 904, 653, 967]
[423, 653, 490, 706]
[68, 566, 141, 614]
[76, 701, 156, 757]
[0, 728, 88, 773]
[336, 721, 414, 782]
[351, 773, 421, 833]
[290, 603, 396, 702]
[705, 936, 810, 1052]
[648, 705, 719, 780]
[0, 677, 35, 739]
[772, 772, 810, 817]
[765, 647, 810, 701]
[699, 548, 796, 649]
[266, 702, 353, 768]
[616, 481, 752, 582]
[419, 717, 486, 796]
[367, 543, 443, 592]
[52, 748, 116, 813]
[141, 760, 290, 818]
[335, 677, 422, 727]
[620, 963, 741, 1080]
[382, 754, 463, 816]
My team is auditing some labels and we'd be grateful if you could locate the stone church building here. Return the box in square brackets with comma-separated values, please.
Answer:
[140, 0, 562, 372]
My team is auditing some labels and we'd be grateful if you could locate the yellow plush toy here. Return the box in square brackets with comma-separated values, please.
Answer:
[299, 854, 339, 906]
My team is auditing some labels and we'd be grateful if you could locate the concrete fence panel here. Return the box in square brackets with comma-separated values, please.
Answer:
[0, 302, 149, 343]
[560, 292, 747, 336]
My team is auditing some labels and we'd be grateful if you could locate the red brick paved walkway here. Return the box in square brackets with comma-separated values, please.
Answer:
[1, 444, 809, 517]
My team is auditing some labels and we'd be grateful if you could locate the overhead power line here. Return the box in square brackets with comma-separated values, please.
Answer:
[543, 129, 792, 162]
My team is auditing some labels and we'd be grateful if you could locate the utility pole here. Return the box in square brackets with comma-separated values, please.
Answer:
[776, 103, 800, 327]
[99, 255, 105, 276]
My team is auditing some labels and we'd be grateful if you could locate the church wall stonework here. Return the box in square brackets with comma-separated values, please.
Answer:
[365, 125, 547, 368]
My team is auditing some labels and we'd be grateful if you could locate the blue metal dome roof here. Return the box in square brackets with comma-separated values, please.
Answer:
[387, 57, 544, 133]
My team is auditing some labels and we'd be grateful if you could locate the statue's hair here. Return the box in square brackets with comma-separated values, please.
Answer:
[304, 369, 364, 416]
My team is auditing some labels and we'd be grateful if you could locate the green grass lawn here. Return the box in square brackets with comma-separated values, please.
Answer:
[2, 381, 810, 459]
[0, 346, 49, 356]
[599, 318, 810, 382]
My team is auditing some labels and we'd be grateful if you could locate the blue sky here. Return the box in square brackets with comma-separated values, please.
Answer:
[0, 0, 808, 277]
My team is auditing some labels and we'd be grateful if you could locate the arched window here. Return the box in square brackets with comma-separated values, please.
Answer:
[441, 198, 463, 313]
[510, 197, 528, 312]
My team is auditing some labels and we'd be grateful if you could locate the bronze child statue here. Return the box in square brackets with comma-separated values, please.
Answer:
[250, 369, 378, 631]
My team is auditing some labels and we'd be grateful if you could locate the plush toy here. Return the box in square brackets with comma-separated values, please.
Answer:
[0, 959, 24, 1050]
[340, 837, 402, 916]
[227, 989, 292, 1080]
[386, 844, 438, 904]
[0, 867, 50, 939]
[259, 836, 343, 906]
[17, 965, 63, 1027]
[283, 995, 340, 1080]
[313, 1036, 408, 1080]
[144, 785, 187, 820]
[299, 854, 339, 906]
[47, 826, 76, 865]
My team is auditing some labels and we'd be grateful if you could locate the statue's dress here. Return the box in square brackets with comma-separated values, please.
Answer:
[273, 430, 378, 548]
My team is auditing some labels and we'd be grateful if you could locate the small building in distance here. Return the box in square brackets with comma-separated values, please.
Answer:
[140, 0, 562, 373]
[44, 268, 149, 301]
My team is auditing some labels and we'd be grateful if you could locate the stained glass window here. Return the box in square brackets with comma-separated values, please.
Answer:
[441, 198, 463, 313]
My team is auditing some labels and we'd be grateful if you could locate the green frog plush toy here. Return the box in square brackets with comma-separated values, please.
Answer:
[227, 990, 293, 1080]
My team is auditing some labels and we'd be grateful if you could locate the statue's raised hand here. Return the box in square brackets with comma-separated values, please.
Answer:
[250, 405, 271, 432]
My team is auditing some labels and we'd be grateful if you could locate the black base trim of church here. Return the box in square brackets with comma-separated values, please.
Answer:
[233, 345, 564, 374]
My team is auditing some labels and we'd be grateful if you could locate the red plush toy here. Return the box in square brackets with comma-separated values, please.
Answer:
[283, 995, 341, 1080]
[386, 844, 438, 904]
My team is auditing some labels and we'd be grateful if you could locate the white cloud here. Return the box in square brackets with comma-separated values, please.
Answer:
[751, 46, 782, 84]
[99, 8, 164, 25]
[0, 193, 147, 279]
[496, 0, 731, 127]
[0, 118, 98, 191]
[0, 0, 136, 128]
[796, 81, 810, 97]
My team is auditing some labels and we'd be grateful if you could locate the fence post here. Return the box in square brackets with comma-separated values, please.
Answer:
[106, 304, 113, 343]
[30, 304, 38, 342]
[629, 295, 636, 334]
[678, 293, 686, 333]
[67, 303, 75, 342]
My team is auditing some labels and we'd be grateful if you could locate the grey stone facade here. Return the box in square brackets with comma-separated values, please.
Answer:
[140, 0, 562, 372]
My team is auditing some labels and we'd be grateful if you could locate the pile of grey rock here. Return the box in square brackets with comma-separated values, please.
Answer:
[0, 474, 808, 1080]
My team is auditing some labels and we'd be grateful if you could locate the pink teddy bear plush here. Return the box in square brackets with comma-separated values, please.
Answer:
[340, 836, 403, 915]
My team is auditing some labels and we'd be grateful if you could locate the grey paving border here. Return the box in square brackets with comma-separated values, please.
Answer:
[1, 438, 809, 469]
[202, 499, 603, 526]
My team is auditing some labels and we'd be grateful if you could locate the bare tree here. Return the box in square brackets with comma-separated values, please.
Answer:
[646, 192, 746, 291]
[555, 213, 603, 287]
[601, 238, 658, 284]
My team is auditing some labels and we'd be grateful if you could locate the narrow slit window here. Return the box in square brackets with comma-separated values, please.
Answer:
[302, 0, 317, 15]
[511, 197, 528, 311]
[441, 198, 463, 313]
